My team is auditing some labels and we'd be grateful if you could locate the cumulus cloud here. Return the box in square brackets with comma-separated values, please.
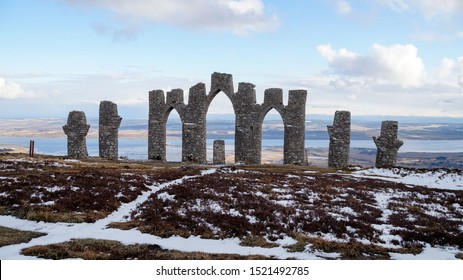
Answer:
[61, 0, 279, 36]
[438, 58, 455, 78]
[316, 43, 425, 87]
[335, 0, 352, 15]
[0, 78, 36, 99]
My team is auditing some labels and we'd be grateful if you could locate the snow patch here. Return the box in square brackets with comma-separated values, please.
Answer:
[351, 168, 463, 190]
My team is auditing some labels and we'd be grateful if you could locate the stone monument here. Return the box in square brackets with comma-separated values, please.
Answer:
[327, 111, 351, 168]
[213, 140, 225, 165]
[99, 101, 122, 160]
[148, 72, 307, 165]
[62, 111, 90, 158]
[373, 121, 403, 167]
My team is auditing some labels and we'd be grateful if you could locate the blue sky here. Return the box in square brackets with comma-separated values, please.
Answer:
[1, 0, 463, 118]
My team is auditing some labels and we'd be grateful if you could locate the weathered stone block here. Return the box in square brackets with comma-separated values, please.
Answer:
[264, 88, 283, 106]
[166, 89, 184, 106]
[373, 121, 403, 167]
[213, 140, 225, 165]
[327, 111, 351, 168]
[63, 111, 90, 158]
[99, 101, 122, 160]
[211, 72, 234, 95]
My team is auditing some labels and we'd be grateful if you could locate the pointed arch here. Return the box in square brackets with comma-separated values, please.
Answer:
[261, 108, 285, 164]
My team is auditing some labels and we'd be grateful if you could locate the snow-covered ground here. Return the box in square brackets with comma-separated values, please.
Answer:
[0, 162, 462, 260]
[0, 169, 313, 260]
[351, 167, 463, 190]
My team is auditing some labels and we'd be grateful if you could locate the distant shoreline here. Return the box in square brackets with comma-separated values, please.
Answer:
[1, 143, 461, 169]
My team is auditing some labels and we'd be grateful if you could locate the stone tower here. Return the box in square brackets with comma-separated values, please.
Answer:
[373, 121, 403, 167]
[327, 111, 351, 168]
[99, 101, 122, 160]
[62, 111, 90, 158]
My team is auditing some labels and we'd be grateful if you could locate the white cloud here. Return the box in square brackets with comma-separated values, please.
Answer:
[61, 0, 279, 36]
[316, 43, 425, 87]
[413, 0, 463, 18]
[458, 57, 463, 70]
[335, 0, 352, 15]
[378, 0, 463, 17]
[438, 58, 455, 78]
[0, 77, 36, 99]
[308, 44, 463, 116]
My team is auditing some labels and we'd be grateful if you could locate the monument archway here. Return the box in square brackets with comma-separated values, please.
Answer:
[148, 72, 307, 165]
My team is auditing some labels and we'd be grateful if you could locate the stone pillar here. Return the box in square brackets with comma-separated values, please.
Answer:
[283, 90, 307, 164]
[99, 101, 122, 160]
[234, 82, 261, 164]
[213, 140, 226, 165]
[182, 84, 207, 164]
[63, 111, 90, 158]
[148, 90, 167, 161]
[373, 121, 403, 167]
[327, 111, 351, 168]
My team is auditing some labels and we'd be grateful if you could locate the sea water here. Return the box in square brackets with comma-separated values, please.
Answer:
[0, 137, 462, 161]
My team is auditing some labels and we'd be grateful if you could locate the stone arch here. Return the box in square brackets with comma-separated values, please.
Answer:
[148, 89, 187, 161]
[206, 72, 236, 110]
[260, 88, 286, 123]
[148, 72, 307, 165]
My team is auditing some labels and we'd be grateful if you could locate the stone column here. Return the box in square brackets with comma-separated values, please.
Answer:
[283, 90, 307, 165]
[182, 84, 207, 164]
[99, 101, 122, 160]
[63, 111, 90, 158]
[234, 83, 261, 164]
[373, 121, 403, 167]
[327, 111, 351, 168]
[148, 90, 167, 161]
[213, 140, 225, 165]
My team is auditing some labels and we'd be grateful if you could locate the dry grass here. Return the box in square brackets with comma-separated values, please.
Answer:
[109, 166, 462, 258]
[21, 238, 273, 260]
[0, 155, 203, 223]
[0, 226, 46, 247]
[239, 236, 279, 248]
[2, 154, 462, 259]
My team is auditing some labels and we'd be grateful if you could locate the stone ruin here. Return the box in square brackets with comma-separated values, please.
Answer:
[62, 111, 90, 158]
[373, 121, 403, 167]
[327, 111, 351, 168]
[213, 140, 225, 165]
[148, 72, 307, 165]
[99, 101, 122, 160]
[60, 73, 407, 168]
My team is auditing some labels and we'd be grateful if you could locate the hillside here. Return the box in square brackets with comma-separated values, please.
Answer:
[0, 153, 462, 260]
